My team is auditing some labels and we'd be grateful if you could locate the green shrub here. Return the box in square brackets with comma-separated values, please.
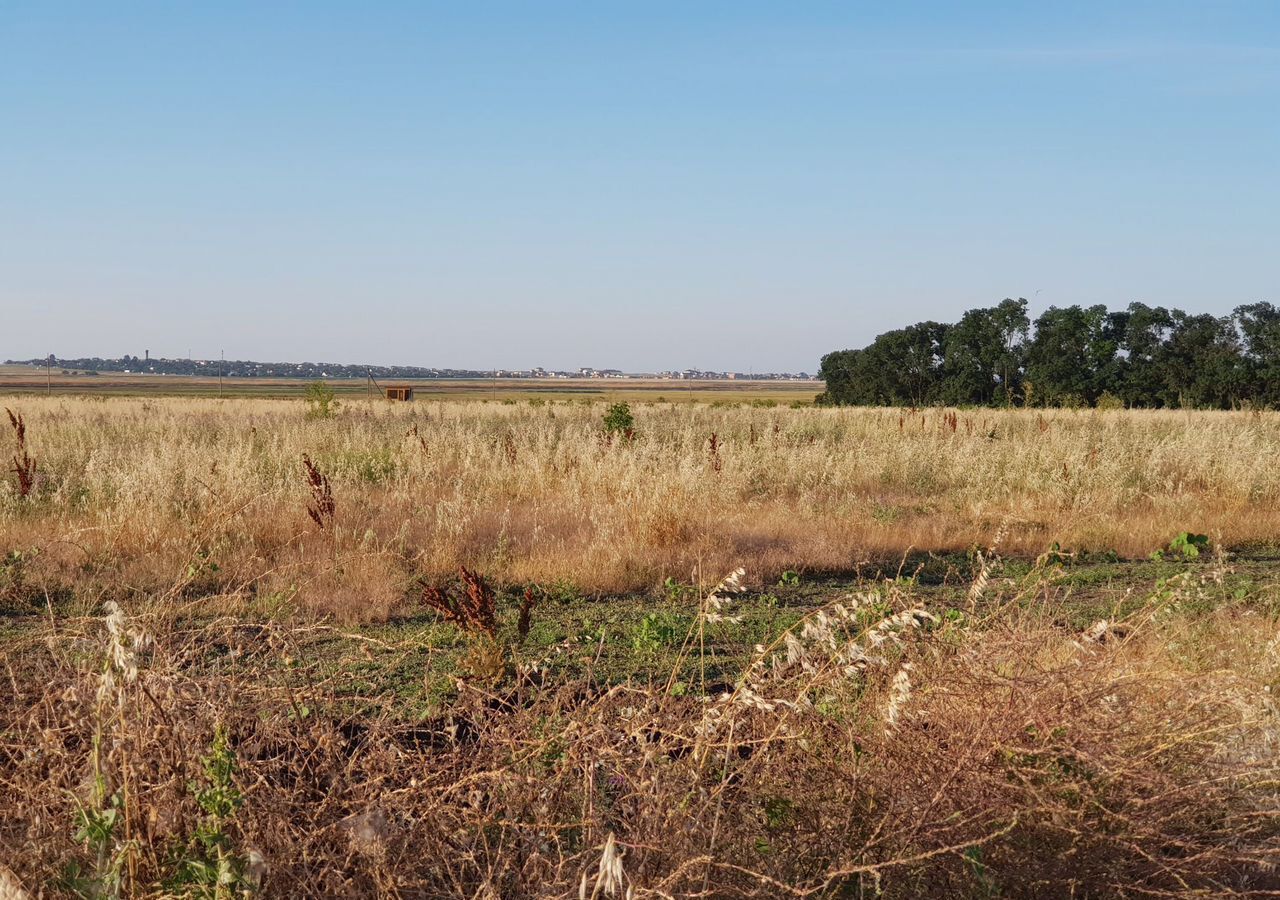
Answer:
[602, 402, 634, 435]
[1153, 532, 1211, 560]
[1095, 391, 1124, 411]
[632, 611, 687, 654]
[166, 726, 252, 894]
[303, 381, 339, 419]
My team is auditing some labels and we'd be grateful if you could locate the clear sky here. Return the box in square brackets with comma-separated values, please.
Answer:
[2, 2, 1277, 373]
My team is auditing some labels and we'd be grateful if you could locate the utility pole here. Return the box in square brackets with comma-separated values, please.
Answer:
[219, 350, 224, 399]
[47, 354, 52, 396]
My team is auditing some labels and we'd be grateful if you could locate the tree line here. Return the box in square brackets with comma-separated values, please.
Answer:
[818, 299, 1280, 409]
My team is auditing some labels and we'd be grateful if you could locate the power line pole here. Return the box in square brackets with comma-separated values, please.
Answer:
[47, 354, 52, 396]
[219, 350, 224, 399]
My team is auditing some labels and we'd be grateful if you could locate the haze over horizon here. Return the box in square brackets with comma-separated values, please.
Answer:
[3, 2, 1277, 373]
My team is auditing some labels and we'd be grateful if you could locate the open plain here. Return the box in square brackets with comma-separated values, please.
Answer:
[2, 396, 1279, 897]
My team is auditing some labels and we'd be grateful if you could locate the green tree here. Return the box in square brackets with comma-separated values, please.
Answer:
[1161, 311, 1245, 408]
[941, 298, 1029, 405]
[1234, 302, 1280, 406]
[1112, 303, 1173, 407]
[818, 323, 948, 406]
[876, 322, 949, 405]
[818, 298, 1270, 409]
[817, 348, 874, 405]
[1025, 304, 1117, 405]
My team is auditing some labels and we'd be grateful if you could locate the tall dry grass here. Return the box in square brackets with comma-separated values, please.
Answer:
[2, 396, 1280, 617]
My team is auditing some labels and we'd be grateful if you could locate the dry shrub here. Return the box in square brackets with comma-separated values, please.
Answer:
[5, 408, 36, 498]
[301, 453, 335, 531]
[2, 588, 1277, 898]
[421, 565, 498, 637]
[295, 548, 408, 623]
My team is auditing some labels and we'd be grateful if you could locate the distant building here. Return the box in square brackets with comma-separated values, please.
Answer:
[384, 385, 414, 401]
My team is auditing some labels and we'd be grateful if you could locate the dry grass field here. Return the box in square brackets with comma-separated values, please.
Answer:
[2, 396, 1279, 897]
[2, 397, 1280, 608]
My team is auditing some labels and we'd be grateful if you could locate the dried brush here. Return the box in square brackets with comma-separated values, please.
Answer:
[301, 453, 335, 530]
[421, 566, 498, 637]
[5, 408, 36, 498]
[517, 586, 537, 644]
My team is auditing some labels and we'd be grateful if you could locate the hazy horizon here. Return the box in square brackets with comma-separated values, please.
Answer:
[3, 3, 1277, 373]
[2, 350, 816, 376]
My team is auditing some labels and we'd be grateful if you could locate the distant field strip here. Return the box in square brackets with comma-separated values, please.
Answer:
[0, 371, 819, 402]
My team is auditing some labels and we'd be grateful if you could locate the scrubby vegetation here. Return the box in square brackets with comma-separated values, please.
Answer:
[3, 397, 1280, 605]
[2, 396, 1279, 897]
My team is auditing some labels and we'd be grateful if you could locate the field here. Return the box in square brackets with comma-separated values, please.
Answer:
[2, 396, 1280, 897]
[0, 367, 819, 404]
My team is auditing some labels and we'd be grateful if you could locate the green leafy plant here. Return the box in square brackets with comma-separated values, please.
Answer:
[1153, 532, 1210, 560]
[64, 792, 127, 898]
[761, 796, 795, 829]
[632, 611, 686, 655]
[1039, 541, 1073, 566]
[184, 547, 221, 583]
[663, 576, 695, 603]
[167, 726, 251, 897]
[778, 570, 800, 588]
[602, 402, 635, 436]
[303, 380, 339, 419]
[1171, 532, 1211, 559]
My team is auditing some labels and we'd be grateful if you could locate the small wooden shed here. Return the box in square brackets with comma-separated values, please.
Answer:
[384, 385, 415, 401]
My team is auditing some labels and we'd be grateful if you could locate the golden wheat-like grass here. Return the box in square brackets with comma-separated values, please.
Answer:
[2, 396, 1280, 617]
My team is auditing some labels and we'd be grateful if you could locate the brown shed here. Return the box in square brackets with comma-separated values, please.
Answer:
[384, 385, 415, 401]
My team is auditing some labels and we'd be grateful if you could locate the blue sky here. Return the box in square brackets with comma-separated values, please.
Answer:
[2, 2, 1277, 373]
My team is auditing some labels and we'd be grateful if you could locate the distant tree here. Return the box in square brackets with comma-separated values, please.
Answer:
[818, 322, 948, 406]
[1112, 303, 1173, 408]
[940, 298, 1029, 405]
[1025, 305, 1117, 405]
[1234, 302, 1280, 406]
[1161, 311, 1245, 408]
[875, 322, 949, 405]
[817, 349, 871, 405]
[819, 298, 1275, 410]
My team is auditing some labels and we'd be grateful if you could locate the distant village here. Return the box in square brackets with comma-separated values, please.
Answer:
[7, 354, 815, 382]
